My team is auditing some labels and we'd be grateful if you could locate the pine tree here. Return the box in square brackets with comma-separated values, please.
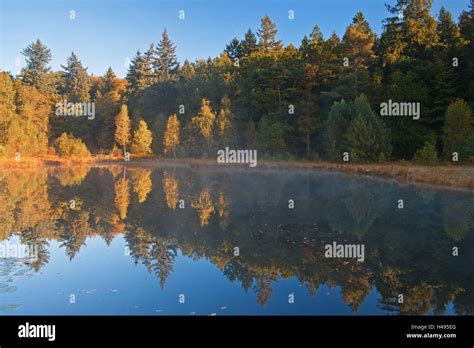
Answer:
[126, 50, 148, 94]
[342, 12, 375, 70]
[380, 0, 438, 64]
[144, 43, 156, 85]
[432, 8, 464, 126]
[155, 28, 179, 80]
[240, 29, 258, 57]
[225, 37, 242, 61]
[115, 104, 131, 154]
[345, 103, 392, 162]
[102, 67, 117, 95]
[257, 16, 282, 51]
[131, 120, 153, 154]
[61, 52, 90, 102]
[338, 12, 376, 98]
[437, 7, 463, 48]
[163, 114, 180, 157]
[20, 39, 51, 89]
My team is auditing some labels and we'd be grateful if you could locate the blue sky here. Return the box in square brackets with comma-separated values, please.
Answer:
[0, 0, 470, 77]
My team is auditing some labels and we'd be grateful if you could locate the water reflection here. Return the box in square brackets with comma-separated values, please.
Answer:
[0, 165, 473, 315]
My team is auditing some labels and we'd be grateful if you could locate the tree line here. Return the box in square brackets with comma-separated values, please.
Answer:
[0, 0, 473, 163]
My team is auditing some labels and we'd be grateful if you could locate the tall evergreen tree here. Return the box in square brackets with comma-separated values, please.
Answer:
[225, 37, 242, 61]
[240, 29, 258, 57]
[144, 43, 156, 85]
[155, 28, 179, 80]
[102, 67, 117, 95]
[257, 16, 282, 51]
[126, 50, 148, 94]
[20, 39, 51, 89]
[61, 52, 90, 102]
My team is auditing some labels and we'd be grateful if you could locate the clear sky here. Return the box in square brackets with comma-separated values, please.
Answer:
[0, 0, 470, 78]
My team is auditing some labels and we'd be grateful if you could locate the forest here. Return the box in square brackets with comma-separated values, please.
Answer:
[0, 0, 473, 164]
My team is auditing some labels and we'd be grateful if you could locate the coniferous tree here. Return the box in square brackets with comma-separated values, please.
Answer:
[225, 37, 242, 61]
[257, 16, 282, 51]
[144, 43, 156, 85]
[126, 50, 148, 94]
[61, 52, 90, 102]
[155, 28, 179, 80]
[240, 29, 258, 57]
[20, 39, 51, 89]
[102, 67, 117, 95]
[340, 12, 375, 97]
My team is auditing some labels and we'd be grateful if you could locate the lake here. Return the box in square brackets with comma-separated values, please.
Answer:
[0, 164, 473, 315]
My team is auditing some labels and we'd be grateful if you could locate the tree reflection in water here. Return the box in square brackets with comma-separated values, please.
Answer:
[0, 166, 473, 314]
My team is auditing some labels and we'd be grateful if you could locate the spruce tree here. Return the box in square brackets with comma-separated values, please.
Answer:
[20, 39, 51, 89]
[225, 37, 242, 61]
[61, 52, 90, 102]
[240, 29, 258, 57]
[126, 50, 148, 94]
[155, 28, 179, 80]
[102, 67, 117, 95]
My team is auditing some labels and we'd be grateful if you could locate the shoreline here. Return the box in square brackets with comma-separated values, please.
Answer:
[1, 156, 473, 191]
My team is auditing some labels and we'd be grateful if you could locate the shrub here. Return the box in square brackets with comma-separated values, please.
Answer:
[414, 141, 438, 165]
[345, 112, 392, 162]
[109, 144, 123, 158]
[54, 133, 90, 158]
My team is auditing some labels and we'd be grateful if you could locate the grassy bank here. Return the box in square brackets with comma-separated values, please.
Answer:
[0, 155, 97, 169]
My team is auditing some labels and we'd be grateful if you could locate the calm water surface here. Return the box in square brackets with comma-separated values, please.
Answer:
[0, 165, 473, 315]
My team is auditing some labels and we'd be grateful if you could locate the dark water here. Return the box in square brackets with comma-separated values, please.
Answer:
[0, 165, 473, 315]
